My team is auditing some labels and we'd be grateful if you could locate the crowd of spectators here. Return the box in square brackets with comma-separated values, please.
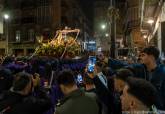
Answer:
[0, 46, 165, 114]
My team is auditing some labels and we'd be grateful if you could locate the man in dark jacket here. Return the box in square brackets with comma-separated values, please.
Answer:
[0, 72, 51, 114]
[0, 68, 13, 94]
[87, 68, 134, 114]
[55, 69, 99, 114]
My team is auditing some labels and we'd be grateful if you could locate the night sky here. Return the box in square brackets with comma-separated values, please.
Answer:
[78, 0, 110, 21]
[78, 0, 94, 21]
[78, 0, 125, 22]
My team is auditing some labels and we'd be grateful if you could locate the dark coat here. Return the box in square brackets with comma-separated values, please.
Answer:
[0, 89, 51, 114]
[0, 68, 13, 93]
[55, 89, 99, 114]
[93, 76, 122, 114]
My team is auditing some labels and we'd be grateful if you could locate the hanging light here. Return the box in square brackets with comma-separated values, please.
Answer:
[143, 35, 147, 39]
[147, 18, 154, 24]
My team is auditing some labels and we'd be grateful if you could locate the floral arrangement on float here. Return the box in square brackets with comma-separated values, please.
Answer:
[34, 27, 81, 59]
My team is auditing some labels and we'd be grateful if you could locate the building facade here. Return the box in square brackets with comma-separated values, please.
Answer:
[123, 0, 164, 50]
[123, 0, 145, 50]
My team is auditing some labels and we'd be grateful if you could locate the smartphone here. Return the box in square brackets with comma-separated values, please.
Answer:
[77, 74, 83, 84]
[87, 56, 96, 72]
[87, 64, 95, 72]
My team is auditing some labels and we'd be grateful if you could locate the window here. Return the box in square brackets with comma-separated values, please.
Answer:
[28, 29, 35, 41]
[22, 17, 35, 24]
[39, 0, 50, 6]
[37, 6, 51, 24]
[36, 0, 51, 24]
[15, 30, 21, 42]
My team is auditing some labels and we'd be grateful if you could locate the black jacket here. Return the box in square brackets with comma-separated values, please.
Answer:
[55, 89, 99, 114]
[0, 89, 51, 114]
[93, 76, 122, 114]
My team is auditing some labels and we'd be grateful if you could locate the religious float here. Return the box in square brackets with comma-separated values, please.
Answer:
[34, 28, 81, 59]
[31, 28, 88, 71]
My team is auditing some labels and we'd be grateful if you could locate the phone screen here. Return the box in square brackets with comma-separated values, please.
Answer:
[88, 56, 96, 72]
[77, 74, 83, 83]
[87, 65, 95, 72]
[88, 56, 96, 65]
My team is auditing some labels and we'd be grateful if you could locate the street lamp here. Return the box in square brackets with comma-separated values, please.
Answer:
[3, 13, 10, 55]
[101, 24, 106, 30]
[105, 33, 109, 37]
[4, 14, 9, 20]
